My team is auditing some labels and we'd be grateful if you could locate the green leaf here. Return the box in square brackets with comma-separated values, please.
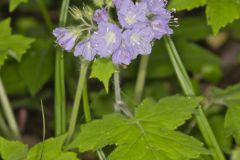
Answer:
[90, 58, 117, 93]
[174, 39, 222, 82]
[206, 0, 240, 34]
[0, 137, 28, 160]
[68, 96, 208, 160]
[0, 52, 8, 68]
[211, 83, 240, 105]
[168, 0, 206, 11]
[209, 115, 232, 154]
[224, 105, 240, 145]
[0, 18, 35, 69]
[18, 39, 54, 96]
[0, 62, 27, 95]
[0, 19, 11, 36]
[27, 135, 78, 160]
[0, 35, 35, 60]
[174, 17, 211, 40]
[231, 148, 240, 160]
[9, 0, 28, 12]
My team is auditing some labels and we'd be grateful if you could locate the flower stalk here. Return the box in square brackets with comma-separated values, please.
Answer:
[113, 70, 133, 117]
[0, 77, 20, 139]
[54, 0, 70, 136]
[164, 35, 225, 160]
[67, 60, 89, 143]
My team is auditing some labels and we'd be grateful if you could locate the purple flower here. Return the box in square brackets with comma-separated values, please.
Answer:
[117, 0, 147, 29]
[151, 16, 173, 39]
[112, 42, 134, 65]
[135, 1, 149, 14]
[74, 39, 97, 61]
[143, 0, 167, 15]
[93, 8, 109, 23]
[91, 22, 122, 57]
[113, 0, 131, 10]
[123, 23, 154, 57]
[53, 27, 78, 51]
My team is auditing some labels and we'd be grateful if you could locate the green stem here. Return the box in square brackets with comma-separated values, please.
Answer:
[66, 60, 89, 143]
[0, 111, 12, 139]
[134, 55, 149, 104]
[36, 0, 53, 30]
[113, 71, 133, 117]
[114, 70, 122, 112]
[164, 36, 225, 160]
[54, 0, 70, 136]
[83, 81, 107, 160]
[83, 82, 91, 122]
[0, 77, 20, 139]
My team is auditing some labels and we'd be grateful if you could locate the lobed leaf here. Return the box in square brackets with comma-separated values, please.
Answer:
[206, 0, 240, 34]
[0, 18, 35, 69]
[69, 96, 208, 160]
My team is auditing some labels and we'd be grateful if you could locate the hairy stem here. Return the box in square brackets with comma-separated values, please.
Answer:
[67, 60, 89, 143]
[83, 82, 107, 160]
[54, 0, 70, 136]
[164, 36, 225, 160]
[0, 77, 20, 139]
[114, 71, 133, 117]
[134, 55, 150, 104]
[114, 70, 122, 112]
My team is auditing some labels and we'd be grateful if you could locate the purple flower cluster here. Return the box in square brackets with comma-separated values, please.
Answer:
[53, 0, 174, 65]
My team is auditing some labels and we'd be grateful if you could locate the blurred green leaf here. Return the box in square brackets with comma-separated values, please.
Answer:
[18, 39, 54, 96]
[211, 83, 240, 105]
[90, 58, 117, 93]
[174, 17, 211, 40]
[1, 62, 26, 95]
[0, 18, 11, 36]
[0, 137, 28, 160]
[209, 115, 232, 154]
[225, 105, 240, 145]
[232, 148, 240, 160]
[9, 0, 28, 12]
[0, 18, 35, 69]
[174, 39, 222, 82]
[169, 0, 206, 11]
[148, 40, 175, 78]
[90, 90, 114, 117]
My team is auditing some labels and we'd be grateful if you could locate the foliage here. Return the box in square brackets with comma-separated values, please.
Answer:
[67, 96, 209, 160]
[211, 84, 240, 145]
[0, 135, 78, 160]
[169, 0, 240, 34]
[0, 18, 35, 69]
[90, 58, 117, 93]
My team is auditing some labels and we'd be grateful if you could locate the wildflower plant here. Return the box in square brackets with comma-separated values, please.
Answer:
[2, 0, 240, 160]
[53, 0, 176, 65]
[51, 1, 225, 160]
